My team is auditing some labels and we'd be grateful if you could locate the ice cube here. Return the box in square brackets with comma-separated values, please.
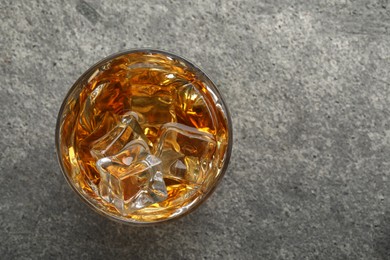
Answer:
[174, 82, 215, 132]
[91, 112, 153, 158]
[156, 123, 217, 185]
[78, 80, 130, 135]
[129, 84, 177, 146]
[76, 112, 120, 186]
[96, 139, 167, 215]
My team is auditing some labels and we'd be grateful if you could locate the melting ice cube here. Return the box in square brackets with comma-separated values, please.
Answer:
[156, 123, 216, 185]
[129, 84, 177, 146]
[96, 139, 167, 215]
[174, 82, 215, 131]
[91, 112, 153, 158]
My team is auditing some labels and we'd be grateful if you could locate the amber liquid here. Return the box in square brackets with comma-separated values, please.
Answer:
[59, 52, 229, 222]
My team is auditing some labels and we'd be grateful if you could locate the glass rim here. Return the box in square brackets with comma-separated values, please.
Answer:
[55, 48, 233, 225]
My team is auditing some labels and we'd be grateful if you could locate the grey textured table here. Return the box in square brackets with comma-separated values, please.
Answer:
[2, 0, 390, 259]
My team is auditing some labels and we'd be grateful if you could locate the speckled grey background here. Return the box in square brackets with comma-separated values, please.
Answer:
[2, 0, 390, 259]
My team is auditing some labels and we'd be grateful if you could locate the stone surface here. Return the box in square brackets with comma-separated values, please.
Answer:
[2, 0, 390, 259]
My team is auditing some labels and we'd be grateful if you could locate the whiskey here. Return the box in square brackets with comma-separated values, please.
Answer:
[57, 50, 231, 223]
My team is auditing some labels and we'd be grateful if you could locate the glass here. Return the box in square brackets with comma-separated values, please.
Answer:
[55, 49, 232, 225]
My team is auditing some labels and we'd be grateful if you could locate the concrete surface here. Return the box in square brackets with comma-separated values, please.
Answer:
[2, 0, 390, 259]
